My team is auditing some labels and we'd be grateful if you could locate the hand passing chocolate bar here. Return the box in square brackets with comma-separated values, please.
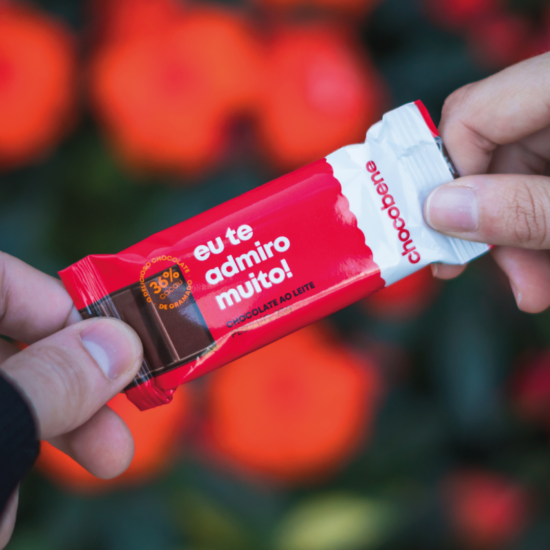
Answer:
[60, 101, 489, 411]
[424, 53, 550, 314]
[4, 52, 550, 546]
[0, 253, 143, 547]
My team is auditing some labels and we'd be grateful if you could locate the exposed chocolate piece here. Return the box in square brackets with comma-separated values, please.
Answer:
[80, 265, 215, 386]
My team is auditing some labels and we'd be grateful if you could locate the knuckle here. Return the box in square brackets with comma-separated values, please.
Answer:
[505, 182, 549, 248]
[441, 85, 473, 123]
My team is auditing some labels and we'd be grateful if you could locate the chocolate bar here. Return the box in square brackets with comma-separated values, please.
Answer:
[61, 101, 489, 410]
[81, 265, 215, 387]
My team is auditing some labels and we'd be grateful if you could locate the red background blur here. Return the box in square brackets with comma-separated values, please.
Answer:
[3, 0, 550, 549]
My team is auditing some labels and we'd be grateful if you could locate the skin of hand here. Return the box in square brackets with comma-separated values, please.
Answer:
[0, 252, 143, 549]
[424, 52, 550, 313]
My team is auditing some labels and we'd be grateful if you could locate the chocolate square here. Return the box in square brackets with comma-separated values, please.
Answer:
[81, 265, 215, 386]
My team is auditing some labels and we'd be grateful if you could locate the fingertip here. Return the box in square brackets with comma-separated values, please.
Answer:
[431, 263, 467, 280]
[425, 184, 478, 234]
[513, 287, 550, 314]
[79, 318, 143, 382]
[2, 317, 144, 440]
[51, 405, 135, 479]
[492, 247, 550, 314]
[514, 293, 550, 314]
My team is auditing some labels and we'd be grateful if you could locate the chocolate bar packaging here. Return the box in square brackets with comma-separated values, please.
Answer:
[60, 101, 489, 410]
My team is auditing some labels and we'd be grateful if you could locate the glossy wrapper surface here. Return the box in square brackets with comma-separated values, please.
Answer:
[59, 101, 488, 410]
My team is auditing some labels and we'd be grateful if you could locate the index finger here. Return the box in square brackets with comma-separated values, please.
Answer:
[0, 252, 80, 344]
[440, 52, 550, 176]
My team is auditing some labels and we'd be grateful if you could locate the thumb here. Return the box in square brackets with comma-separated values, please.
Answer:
[0, 318, 142, 439]
[424, 174, 550, 249]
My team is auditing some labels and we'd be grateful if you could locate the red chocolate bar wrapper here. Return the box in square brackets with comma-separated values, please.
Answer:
[60, 101, 488, 410]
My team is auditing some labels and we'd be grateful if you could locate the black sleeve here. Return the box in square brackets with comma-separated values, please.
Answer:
[0, 373, 40, 516]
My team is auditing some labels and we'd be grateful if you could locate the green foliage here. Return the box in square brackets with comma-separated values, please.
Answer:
[5, 0, 550, 549]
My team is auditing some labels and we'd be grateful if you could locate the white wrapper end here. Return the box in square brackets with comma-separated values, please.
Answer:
[326, 101, 489, 286]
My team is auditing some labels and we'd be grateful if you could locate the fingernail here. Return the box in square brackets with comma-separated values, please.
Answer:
[426, 186, 478, 233]
[510, 281, 522, 307]
[80, 320, 141, 381]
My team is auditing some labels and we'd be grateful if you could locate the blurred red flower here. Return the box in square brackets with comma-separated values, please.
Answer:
[444, 470, 531, 549]
[362, 267, 440, 321]
[425, 0, 502, 30]
[467, 13, 533, 69]
[251, 0, 378, 15]
[90, 0, 186, 44]
[90, 7, 262, 175]
[511, 351, 550, 423]
[257, 24, 386, 171]
[0, 3, 76, 169]
[206, 324, 381, 482]
[511, 5, 550, 63]
[36, 388, 190, 493]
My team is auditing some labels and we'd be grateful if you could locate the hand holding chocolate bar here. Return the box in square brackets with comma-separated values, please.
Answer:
[4, 51, 550, 549]
[56, 53, 550, 411]
[60, 101, 490, 410]
[425, 52, 550, 314]
[0, 252, 143, 548]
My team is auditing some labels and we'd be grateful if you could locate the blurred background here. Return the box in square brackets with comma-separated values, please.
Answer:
[3, 0, 550, 548]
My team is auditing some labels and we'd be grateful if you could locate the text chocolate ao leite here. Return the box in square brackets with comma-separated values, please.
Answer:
[60, 102, 489, 410]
